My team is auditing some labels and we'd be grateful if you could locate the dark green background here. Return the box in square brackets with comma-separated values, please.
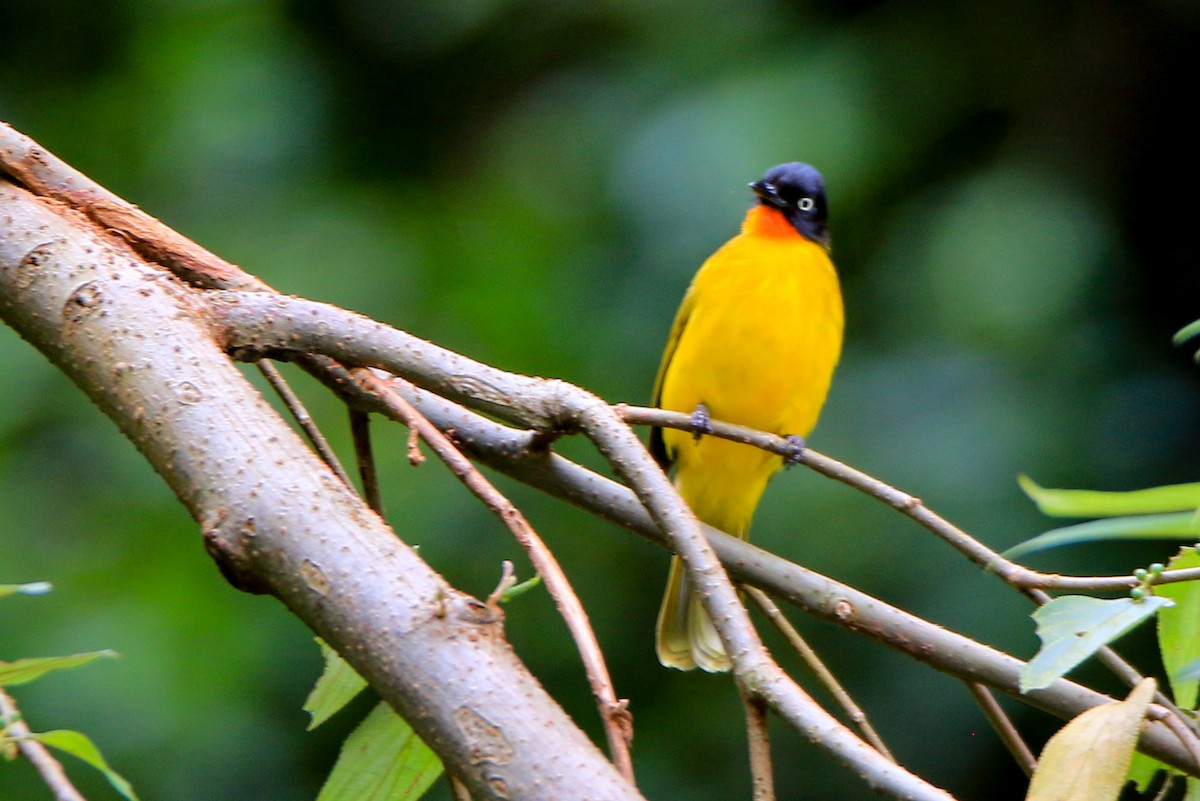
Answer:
[1, 1, 1197, 799]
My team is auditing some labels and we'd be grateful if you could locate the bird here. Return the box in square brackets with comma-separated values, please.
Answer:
[650, 162, 844, 672]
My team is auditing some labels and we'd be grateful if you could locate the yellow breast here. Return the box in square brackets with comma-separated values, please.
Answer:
[655, 212, 843, 532]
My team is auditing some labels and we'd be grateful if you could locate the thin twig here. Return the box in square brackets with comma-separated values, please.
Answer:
[405, 424, 426, 466]
[350, 368, 636, 784]
[964, 682, 1036, 776]
[349, 408, 384, 515]
[485, 560, 519, 608]
[256, 360, 354, 489]
[745, 586, 895, 761]
[0, 688, 88, 801]
[1153, 706, 1200, 769]
[740, 689, 775, 801]
[615, 406, 1184, 594]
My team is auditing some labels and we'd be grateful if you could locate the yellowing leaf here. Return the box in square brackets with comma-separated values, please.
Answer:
[1157, 548, 1200, 710]
[1021, 596, 1172, 693]
[1026, 678, 1156, 801]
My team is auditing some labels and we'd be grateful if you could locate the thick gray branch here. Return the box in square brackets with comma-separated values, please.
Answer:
[0, 180, 643, 801]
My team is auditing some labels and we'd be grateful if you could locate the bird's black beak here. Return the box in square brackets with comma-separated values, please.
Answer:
[749, 180, 786, 209]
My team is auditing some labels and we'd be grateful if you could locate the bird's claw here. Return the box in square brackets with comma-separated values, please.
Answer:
[783, 434, 806, 467]
[690, 404, 713, 442]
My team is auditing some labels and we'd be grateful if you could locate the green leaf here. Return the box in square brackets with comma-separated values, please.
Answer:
[316, 702, 443, 801]
[1004, 513, 1200, 560]
[304, 639, 368, 731]
[1019, 475, 1200, 518]
[30, 729, 138, 801]
[1026, 679, 1156, 801]
[1157, 548, 1200, 709]
[0, 651, 118, 687]
[0, 582, 52, 598]
[1020, 596, 1173, 692]
[1174, 317, 1200, 348]
[1177, 657, 1200, 681]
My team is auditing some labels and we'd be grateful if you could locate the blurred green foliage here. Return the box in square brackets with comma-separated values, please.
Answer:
[1, 0, 1197, 798]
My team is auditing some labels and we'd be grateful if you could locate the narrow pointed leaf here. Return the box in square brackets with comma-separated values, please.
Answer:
[0, 651, 118, 687]
[316, 701, 442, 801]
[1019, 475, 1200, 518]
[1021, 595, 1172, 692]
[1174, 318, 1200, 347]
[1157, 548, 1200, 709]
[304, 639, 368, 731]
[30, 729, 138, 801]
[1005, 513, 1200, 560]
[1026, 679, 1156, 801]
[0, 582, 52, 598]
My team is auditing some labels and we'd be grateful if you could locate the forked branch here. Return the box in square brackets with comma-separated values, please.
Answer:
[5, 119, 1200, 797]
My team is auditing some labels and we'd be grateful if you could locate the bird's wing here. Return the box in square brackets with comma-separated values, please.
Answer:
[648, 282, 699, 471]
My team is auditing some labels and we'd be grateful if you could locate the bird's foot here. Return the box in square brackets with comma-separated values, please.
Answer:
[690, 404, 713, 442]
[783, 434, 807, 467]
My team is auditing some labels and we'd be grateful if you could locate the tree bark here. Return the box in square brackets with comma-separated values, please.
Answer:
[0, 179, 644, 801]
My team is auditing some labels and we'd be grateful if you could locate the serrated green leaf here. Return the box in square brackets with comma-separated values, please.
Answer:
[30, 729, 138, 801]
[1019, 475, 1200, 518]
[1020, 596, 1173, 692]
[304, 639, 368, 731]
[1026, 679, 1156, 801]
[0, 651, 118, 687]
[316, 702, 443, 801]
[1157, 549, 1200, 709]
[1004, 513, 1200, 560]
[0, 582, 52, 598]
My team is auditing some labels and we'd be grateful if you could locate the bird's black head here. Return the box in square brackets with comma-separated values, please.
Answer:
[749, 162, 829, 246]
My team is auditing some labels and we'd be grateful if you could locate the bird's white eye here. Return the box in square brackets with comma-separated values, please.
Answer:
[798, 197, 815, 211]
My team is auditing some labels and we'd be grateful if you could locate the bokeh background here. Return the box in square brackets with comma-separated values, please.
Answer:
[1, 1, 1197, 799]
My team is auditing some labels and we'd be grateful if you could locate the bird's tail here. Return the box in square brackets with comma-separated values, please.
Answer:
[654, 438, 777, 672]
[655, 554, 732, 672]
